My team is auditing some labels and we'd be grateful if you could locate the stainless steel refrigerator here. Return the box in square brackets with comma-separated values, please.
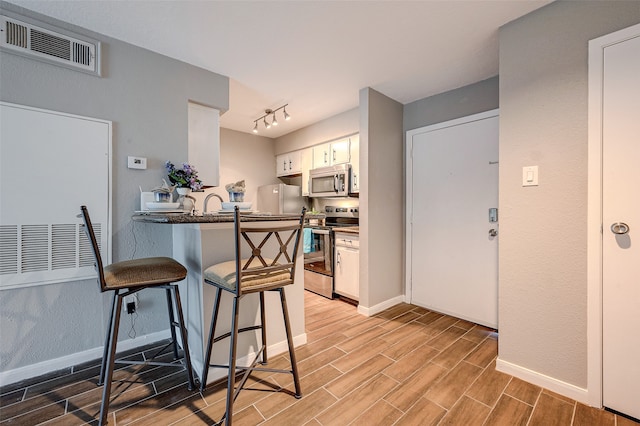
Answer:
[257, 184, 306, 214]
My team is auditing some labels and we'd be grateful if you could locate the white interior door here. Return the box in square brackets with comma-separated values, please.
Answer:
[407, 110, 498, 328]
[602, 31, 640, 421]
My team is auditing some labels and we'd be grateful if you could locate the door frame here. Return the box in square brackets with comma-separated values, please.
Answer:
[587, 22, 640, 408]
[405, 109, 499, 305]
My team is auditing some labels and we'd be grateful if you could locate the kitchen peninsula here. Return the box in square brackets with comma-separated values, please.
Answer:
[132, 212, 306, 386]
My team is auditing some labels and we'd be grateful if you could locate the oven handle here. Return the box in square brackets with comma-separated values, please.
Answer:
[311, 229, 330, 235]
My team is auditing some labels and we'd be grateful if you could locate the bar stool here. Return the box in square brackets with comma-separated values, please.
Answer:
[200, 207, 306, 425]
[80, 206, 195, 425]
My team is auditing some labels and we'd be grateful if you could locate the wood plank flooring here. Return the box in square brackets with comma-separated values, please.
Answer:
[1, 291, 638, 425]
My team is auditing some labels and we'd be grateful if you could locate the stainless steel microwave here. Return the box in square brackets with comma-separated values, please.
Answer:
[309, 164, 350, 197]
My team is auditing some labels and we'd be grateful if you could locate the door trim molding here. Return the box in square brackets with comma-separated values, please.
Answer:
[587, 22, 640, 409]
[405, 109, 499, 307]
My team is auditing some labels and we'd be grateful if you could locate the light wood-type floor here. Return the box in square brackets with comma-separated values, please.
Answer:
[1, 291, 638, 425]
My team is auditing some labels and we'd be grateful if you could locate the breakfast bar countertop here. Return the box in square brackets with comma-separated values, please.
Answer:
[132, 212, 302, 224]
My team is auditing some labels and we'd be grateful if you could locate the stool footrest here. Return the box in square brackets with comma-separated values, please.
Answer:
[212, 324, 262, 344]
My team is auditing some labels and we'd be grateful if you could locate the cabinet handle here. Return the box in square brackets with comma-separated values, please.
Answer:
[324, 151, 328, 164]
[353, 174, 357, 187]
[283, 160, 287, 170]
[337, 251, 341, 265]
[333, 149, 336, 162]
[289, 159, 292, 169]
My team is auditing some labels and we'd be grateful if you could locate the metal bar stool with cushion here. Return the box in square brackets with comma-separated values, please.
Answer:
[200, 207, 306, 425]
[80, 206, 195, 425]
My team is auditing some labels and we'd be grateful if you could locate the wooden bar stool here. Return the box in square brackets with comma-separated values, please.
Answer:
[200, 207, 306, 425]
[80, 206, 195, 425]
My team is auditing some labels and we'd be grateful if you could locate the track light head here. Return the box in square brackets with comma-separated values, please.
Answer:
[264, 116, 271, 129]
[283, 106, 291, 121]
[252, 121, 258, 133]
[272, 113, 278, 126]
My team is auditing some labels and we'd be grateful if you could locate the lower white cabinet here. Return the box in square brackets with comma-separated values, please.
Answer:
[334, 232, 359, 300]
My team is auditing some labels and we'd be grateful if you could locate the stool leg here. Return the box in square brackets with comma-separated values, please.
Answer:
[279, 287, 302, 398]
[98, 291, 117, 386]
[165, 288, 180, 359]
[99, 292, 124, 425]
[201, 287, 222, 391]
[172, 285, 195, 391]
[225, 295, 241, 426]
[259, 292, 268, 364]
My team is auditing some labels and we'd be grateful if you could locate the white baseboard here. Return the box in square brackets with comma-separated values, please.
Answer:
[496, 357, 589, 405]
[357, 295, 405, 317]
[0, 330, 170, 387]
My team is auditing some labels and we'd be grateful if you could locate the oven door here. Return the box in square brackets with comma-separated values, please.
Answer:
[304, 227, 334, 298]
[304, 228, 332, 275]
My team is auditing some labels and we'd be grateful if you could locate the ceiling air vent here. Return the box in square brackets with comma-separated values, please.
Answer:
[1, 14, 100, 76]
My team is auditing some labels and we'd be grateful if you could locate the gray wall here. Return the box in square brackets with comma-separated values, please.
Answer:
[275, 108, 359, 154]
[359, 88, 404, 308]
[0, 3, 229, 373]
[403, 77, 499, 132]
[498, 0, 640, 389]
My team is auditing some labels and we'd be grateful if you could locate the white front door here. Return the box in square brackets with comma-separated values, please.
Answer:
[407, 110, 499, 328]
[601, 31, 640, 421]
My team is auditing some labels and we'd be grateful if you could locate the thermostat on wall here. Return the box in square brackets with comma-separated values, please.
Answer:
[128, 156, 147, 170]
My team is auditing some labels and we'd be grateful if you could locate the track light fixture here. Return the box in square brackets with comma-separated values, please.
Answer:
[252, 104, 290, 133]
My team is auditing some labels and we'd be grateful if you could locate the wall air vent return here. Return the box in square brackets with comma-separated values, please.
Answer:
[1, 14, 100, 75]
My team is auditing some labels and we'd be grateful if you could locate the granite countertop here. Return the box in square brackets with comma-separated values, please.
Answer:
[332, 226, 359, 235]
[132, 212, 302, 224]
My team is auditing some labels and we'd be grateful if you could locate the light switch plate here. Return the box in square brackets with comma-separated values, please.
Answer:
[128, 156, 147, 170]
[522, 166, 538, 186]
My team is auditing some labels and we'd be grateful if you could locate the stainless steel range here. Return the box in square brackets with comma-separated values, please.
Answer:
[304, 204, 359, 298]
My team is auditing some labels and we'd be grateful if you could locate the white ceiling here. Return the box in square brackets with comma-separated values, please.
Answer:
[8, 0, 552, 138]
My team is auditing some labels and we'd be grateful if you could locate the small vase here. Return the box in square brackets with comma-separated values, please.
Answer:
[176, 187, 191, 209]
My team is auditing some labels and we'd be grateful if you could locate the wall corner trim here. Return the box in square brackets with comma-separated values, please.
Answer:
[357, 295, 405, 317]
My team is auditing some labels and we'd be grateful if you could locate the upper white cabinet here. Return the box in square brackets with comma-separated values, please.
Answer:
[276, 150, 302, 176]
[300, 148, 313, 196]
[188, 102, 220, 187]
[312, 137, 350, 168]
[349, 134, 360, 193]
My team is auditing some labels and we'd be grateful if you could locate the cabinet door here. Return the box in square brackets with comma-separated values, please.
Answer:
[276, 151, 302, 177]
[349, 135, 359, 193]
[301, 148, 313, 196]
[276, 153, 289, 176]
[312, 143, 331, 168]
[287, 150, 302, 174]
[334, 234, 359, 300]
[330, 138, 351, 165]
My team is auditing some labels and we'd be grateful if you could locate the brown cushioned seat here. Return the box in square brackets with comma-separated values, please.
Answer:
[200, 207, 306, 426]
[80, 206, 195, 426]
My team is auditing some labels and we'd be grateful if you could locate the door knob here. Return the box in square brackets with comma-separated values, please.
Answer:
[489, 229, 497, 237]
[610, 222, 630, 235]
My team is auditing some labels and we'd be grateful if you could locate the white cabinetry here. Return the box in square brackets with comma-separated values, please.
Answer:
[276, 150, 302, 176]
[300, 148, 313, 196]
[334, 232, 359, 301]
[188, 102, 220, 187]
[312, 138, 350, 168]
[349, 134, 359, 193]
